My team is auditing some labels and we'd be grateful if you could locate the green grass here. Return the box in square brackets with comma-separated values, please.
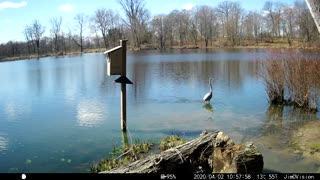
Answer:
[309, 143, 320, 154]
[90, 142, 154, 173]
[90, 135, 188, 173]
[273, 38, 287, 44]
[159, 135, 187, 151]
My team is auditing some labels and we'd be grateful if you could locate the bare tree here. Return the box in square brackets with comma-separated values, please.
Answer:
[295, 0, 318, 42]
[168, 10, 190, 47]
[50, 16, 63, 54]
[282, 7, 296, 46]
[253, 12, 263, 43]
[230, 3, 243, 46]
[66, 28, 75, 52]
[196, 5, 217, 47]
[165, 11, 176, 47]
[89, 21, 101, 50]
[32, 20, 45, 56]
[151, 15, 170, 48]
[73, 13, 87, 53]
[243, 11, 263, 44]
[5, 0, 320, 59]
[243, 13, 252, 41]
[263, 1, 284, 41]
[24, 20, 45, 57]
[93, 8, 114, 49]
[108, 11, 122, 47]
[23, 25, 35, 54]
[189, 9, 199, 47]
[217, 1, 233, 39]
[217, 1, 243, 46]
[263, 1, 276, 41]
[275, 3, 284, 37]
[118, 0, 150, 48]
[180, 10, 191, 47]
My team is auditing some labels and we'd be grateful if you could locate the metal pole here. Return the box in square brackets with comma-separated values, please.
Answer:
[120, 40, 127, 132]
[122, 131, 129, 148]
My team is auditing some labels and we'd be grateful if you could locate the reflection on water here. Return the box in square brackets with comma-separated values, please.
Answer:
[262, 105, 318, 140]
[5, 102, 19, 120]
[77, 100, 106, 127]
[129, 57, 260, 102]
[4, 101, 32, 121]
[0, 135, 8, 152]
[246, 105, 320, 173]
[0, 49, 319, 173]
[203, 103, 214, 112]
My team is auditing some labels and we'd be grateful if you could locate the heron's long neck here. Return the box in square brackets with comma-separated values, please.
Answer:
[209, 81, 212, 91]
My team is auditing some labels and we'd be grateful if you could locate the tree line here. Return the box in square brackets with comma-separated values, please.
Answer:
[0, 0, 319, 59]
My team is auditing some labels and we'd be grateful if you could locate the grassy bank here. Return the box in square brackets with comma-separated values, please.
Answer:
[0, 48, 105, 62]
[90, 135, 187, 173]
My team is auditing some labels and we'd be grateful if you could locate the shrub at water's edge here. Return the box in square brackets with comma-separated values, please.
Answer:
[260, 50, 320, 112]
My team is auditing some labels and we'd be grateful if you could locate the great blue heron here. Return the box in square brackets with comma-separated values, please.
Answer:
[203, 77, 213, 103]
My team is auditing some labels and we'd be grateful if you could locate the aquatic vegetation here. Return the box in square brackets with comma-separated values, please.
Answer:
[261, 50, 320, 111]
[159, 135, 187, 151]
[91, 135, 188, 173]
[25, 159, 32, 164]
[9, 167, 19, 172]
[203, 103, 214, 112]
[59, 157, 71, 163]
[90, 142, 154, 173]
[309, 144, 320, 154]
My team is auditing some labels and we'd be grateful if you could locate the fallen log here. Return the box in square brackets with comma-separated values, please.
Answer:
[101, 131, 263, 174]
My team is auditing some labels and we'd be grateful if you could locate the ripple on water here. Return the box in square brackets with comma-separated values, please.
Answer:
[76, 100, 106, 127]
[0, 135, 8, 152]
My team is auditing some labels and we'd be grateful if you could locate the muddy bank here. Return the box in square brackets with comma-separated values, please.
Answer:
[290, 120, 320, 163]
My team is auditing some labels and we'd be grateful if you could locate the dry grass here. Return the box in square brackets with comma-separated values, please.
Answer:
[90, 142, 154, 173]
[0, 48, 106, 62]
[261, 50, 320, 111]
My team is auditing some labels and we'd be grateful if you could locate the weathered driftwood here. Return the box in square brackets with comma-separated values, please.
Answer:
[101, 131, 263, 174]
[212, 140, 264, 173]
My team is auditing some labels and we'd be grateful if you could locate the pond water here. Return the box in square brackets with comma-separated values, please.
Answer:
[0, 49, 319, 173]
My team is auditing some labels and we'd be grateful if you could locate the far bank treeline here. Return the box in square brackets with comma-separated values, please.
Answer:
[0, 0, 319, 60]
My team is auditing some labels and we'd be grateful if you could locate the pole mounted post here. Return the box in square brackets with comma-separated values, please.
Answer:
[120, 40, 127, 132]
[104, 40, 132, 132]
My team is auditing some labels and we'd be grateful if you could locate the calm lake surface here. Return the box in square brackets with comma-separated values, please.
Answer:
[0, 49, 319, 173]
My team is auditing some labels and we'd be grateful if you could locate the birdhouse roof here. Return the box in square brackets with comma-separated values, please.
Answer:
[104, 46, 122, 55]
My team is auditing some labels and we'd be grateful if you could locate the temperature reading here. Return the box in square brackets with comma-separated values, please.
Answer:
[257, 174, 266, 180]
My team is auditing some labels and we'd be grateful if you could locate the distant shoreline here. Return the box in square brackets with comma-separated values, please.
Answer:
[1, 43, 320, 63]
